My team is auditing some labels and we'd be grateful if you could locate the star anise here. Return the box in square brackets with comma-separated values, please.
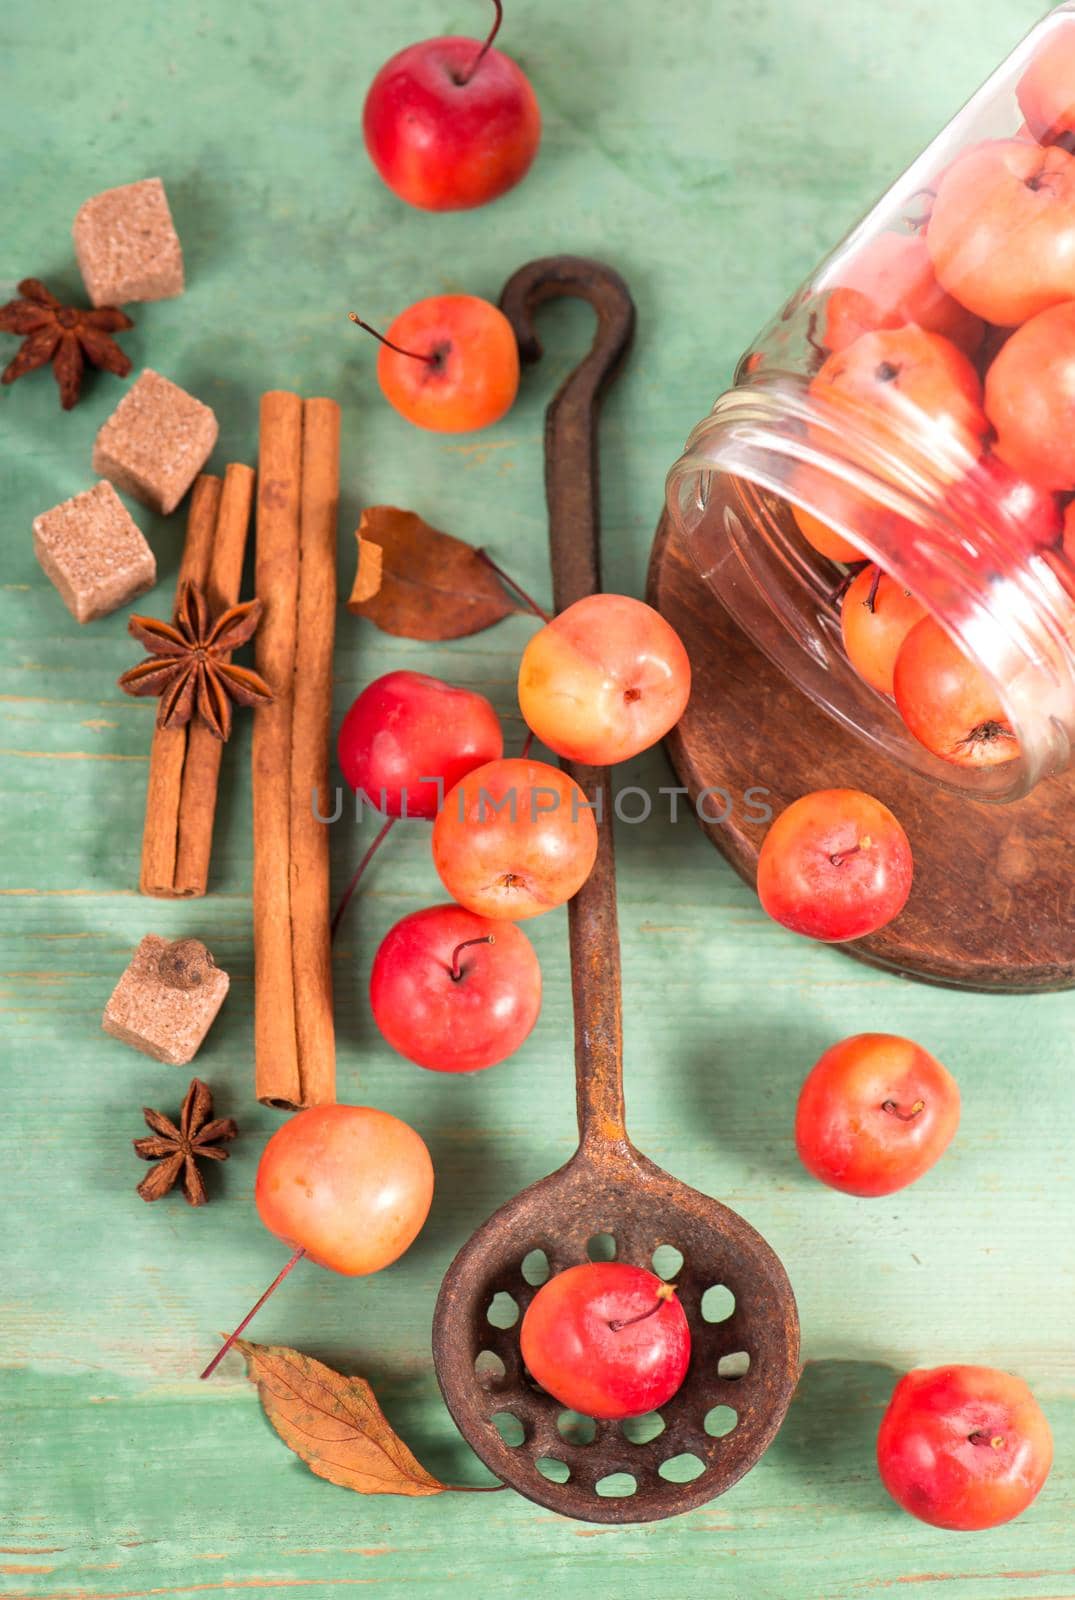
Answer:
[118, 580, 274, 741]
[0, 278, 133, 409]
[134, 1077, 238, 1206]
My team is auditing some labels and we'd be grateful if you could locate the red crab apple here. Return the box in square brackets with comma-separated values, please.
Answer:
[786, 470, 896, 565]
[520, 1262, 691, 1420]
[432, 756, 598, 920]
[877, 1365, 1053, 1530]
[363, 1, 541, 211]
[893, 617, 1020, 769]
[1065, 500, 1075, 563]
[840, 566, 926, 697]
[945, 450, 1062, 556]
[1017, 23, 1075, 145]
[517, 594, 691, 764]
[350, 296, 520, 433]
[791, 501, 863, 564]
[337, 669, 503, 819]
[795, 1033, 960, 1197]
[756, 788, 914, 942]
[254, 1105, 433, 1273]
[785, 461, 894, 566]
[928, 140, 1075, 326]
[370, 903, 541, 1072]
[1043, 500, 1075, 605]
[809, 327, 987, 485]
[820, 231, 983, 357]
[985, 301, 1075, 491]
[200, 1105, 434, 1378]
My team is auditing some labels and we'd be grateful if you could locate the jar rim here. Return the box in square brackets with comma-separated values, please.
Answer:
[667, 372, 1075, 801]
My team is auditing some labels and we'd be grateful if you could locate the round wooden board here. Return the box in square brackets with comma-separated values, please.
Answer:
[647, 510, 1075, 992]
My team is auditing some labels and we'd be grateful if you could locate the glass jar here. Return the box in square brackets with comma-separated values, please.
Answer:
[667, 3, 1075, 802]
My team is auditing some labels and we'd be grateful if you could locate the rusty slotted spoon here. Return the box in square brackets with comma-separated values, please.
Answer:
[432, 256, 800, 1523]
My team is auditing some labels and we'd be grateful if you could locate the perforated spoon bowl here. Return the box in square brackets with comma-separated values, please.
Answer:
[432, 258, 800, 1523]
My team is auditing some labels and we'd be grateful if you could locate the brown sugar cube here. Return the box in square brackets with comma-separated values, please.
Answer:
[93, 369, 218, 515]
[73, 177, 185, 307]
[33, 480, 156, 623]
[103, 936, 229, 1066]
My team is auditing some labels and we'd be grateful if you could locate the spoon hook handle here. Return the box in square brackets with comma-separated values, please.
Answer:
[499, 257, 637, 1153]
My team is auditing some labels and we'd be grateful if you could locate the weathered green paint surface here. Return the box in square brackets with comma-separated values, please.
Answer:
[3, 2, 1073, 1595]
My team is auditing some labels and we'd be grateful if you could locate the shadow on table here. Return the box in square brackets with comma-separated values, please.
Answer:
[675, 1016, 836, 1188]
[767, 1356, 903, 1519]
[311, 1355, 910, 1502]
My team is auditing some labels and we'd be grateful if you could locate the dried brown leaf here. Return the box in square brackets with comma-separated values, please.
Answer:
[237, 1340, 451, 1496]
[348, 537, 383, 605]
[346, 506, 525, 640]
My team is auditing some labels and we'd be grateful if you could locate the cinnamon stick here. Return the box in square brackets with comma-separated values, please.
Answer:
[173, 463, 256, 894]
[253, 392, 303, 1107]
[139, 475, 222, 897]
[137, 466, 256, 898]
[253, 392, 338, 1109]
[290, 398, 339, 1107]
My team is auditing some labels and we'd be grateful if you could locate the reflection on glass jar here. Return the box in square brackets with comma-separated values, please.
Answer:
[667, 3, 1075, 803]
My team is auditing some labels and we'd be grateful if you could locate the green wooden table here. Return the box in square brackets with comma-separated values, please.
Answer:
[4, 2, 1073, 1595]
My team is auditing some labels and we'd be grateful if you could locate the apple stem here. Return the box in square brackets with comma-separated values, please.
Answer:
[866, 566, 882, 613]
[805, 308, 824, 359]
[457, 0, 504, 86]
[348, 312, 437, 366]
[608, 1282, 677, 1332]
[830, 834, 872, 868]
[969, 1430, 1006, 1449]
[450, 934, 495, 981]
[199, 1245, 306, 1380]
[520, 730, 535, 760]
[476, 549, 551, 621]
[882, 1098, 925, 1121]
[831, 560, 871, 606]
[331, 816, 397, 942]
[903, 187, 937, 232]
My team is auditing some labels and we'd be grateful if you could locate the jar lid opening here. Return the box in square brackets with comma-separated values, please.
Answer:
[667, 376, 1075, 800]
